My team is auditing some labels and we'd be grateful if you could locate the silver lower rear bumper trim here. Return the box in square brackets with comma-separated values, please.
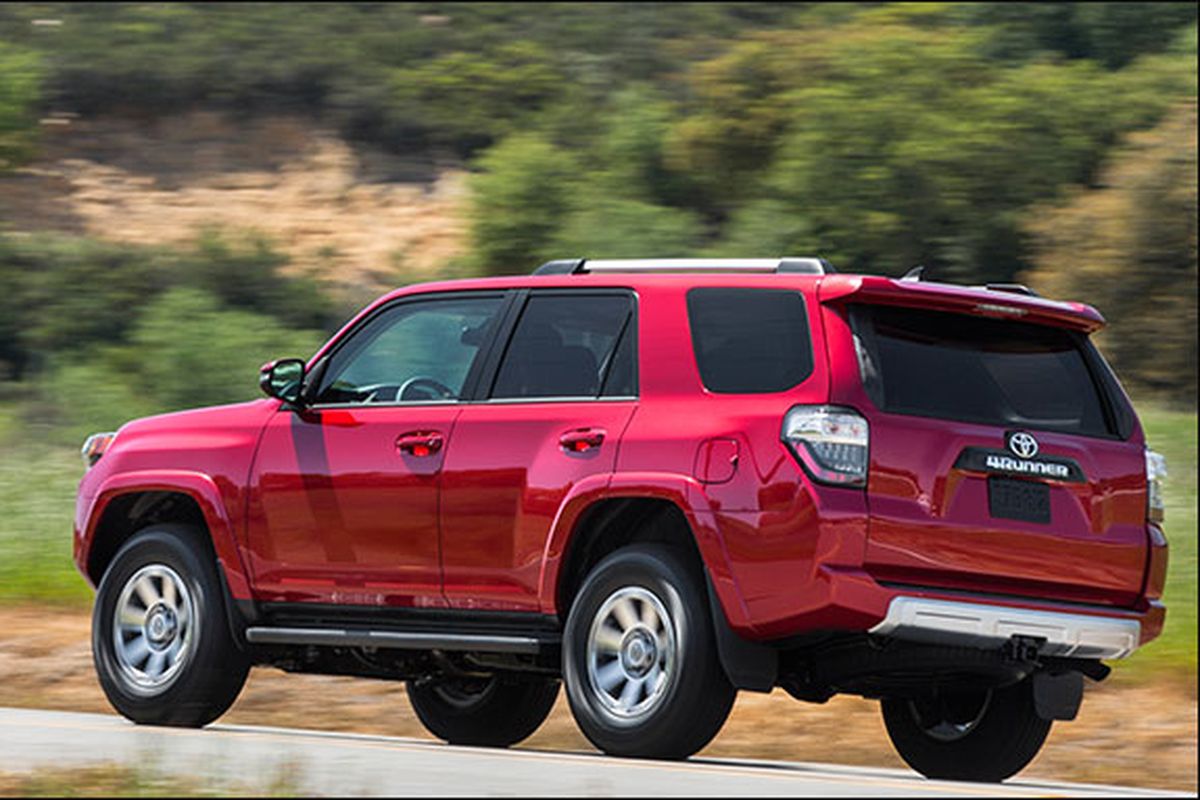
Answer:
[869, 596, 1141, 659]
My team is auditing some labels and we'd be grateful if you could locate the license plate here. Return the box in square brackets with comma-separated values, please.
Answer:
[988, 477, 1050, 524]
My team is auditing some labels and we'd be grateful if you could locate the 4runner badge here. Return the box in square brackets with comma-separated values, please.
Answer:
[953, 442, 1085, 483]
[1007, 431, 1039, 459]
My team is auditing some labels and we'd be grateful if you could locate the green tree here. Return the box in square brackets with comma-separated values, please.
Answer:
[684, 18, 1194, 280]
[469, 133, 577, 274]
[1024, 100, 1197, 405]
[389, 41, 567, 155]
[180, 230, 335, 331]
[0, 235, 170, 379]
[0, 232, 335, 381]
[0, 40, 40, 170]
[129, 287, 324, 410]
[553, 196, 703, 258]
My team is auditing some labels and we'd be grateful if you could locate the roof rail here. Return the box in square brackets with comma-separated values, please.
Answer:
[532, 257, 835, 276]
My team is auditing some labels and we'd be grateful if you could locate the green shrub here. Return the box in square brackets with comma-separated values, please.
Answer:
[0, 40, 40, 170]
[129, 287, 325, 411]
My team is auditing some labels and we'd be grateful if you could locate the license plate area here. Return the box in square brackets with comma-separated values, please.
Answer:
[988, 477, 1050, 524]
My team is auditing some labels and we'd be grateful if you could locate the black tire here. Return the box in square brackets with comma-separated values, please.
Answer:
[92, 524, 250, 727]
[406, 675, 560, 747]
[880, 679, 1052, 782]
[562, 544, 736, 760]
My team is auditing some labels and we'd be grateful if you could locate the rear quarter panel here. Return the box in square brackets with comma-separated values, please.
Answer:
[612, 281, 883, 637]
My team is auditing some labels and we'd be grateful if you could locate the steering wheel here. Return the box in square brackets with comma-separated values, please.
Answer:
[397, 376, 457, 402]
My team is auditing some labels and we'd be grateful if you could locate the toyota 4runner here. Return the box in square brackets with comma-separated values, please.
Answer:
[75, 257, 1169, 782]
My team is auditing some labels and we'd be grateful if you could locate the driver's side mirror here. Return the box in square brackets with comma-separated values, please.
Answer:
[259, 358, 306, 406]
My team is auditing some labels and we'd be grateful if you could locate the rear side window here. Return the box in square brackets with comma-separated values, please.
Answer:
[851, 305, 1117, 437]
[687, 288, 814, 393]
[491, 293, 634, 399]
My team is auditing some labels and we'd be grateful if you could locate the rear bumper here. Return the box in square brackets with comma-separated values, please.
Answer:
[869, 595, 1143, 659]
[733, 560, 1165, 658]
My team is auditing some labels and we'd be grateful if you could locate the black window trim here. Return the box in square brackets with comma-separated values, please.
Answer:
[303, 289, 516, 410]
[479, 287, 640, 404]
[848, 303, 1131, 442]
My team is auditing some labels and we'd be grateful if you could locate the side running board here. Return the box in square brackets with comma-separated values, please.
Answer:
[243, 627, 554, 655]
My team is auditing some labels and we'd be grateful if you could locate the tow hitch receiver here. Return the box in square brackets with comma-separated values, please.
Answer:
[1033, 670, 1084, 721]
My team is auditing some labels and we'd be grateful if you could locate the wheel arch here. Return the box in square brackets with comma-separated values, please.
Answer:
[542, 474, 777, 692]
[81, 471, 252, 603]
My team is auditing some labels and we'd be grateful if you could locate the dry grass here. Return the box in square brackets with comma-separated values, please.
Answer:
[0, 606, 1194, 791]
[0, 112, 469, 295]
[0, 763, 300, 798]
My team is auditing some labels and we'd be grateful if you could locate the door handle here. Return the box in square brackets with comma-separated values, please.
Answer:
[396, 431, 444, 457]
[560, 428, 606, 453]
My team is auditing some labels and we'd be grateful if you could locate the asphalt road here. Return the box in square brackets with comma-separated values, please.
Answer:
[0, 708, 1184, 797]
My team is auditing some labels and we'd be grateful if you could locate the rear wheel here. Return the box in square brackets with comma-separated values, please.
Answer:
[92, 524, 250, 727]
[406, 675, 559, 747]
[880, 679, 1052, 782]
[562, 544, 736, 759]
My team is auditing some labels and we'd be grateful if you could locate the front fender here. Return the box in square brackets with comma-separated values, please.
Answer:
[75, 469, 252, 599]
[536, 471, 754, 633]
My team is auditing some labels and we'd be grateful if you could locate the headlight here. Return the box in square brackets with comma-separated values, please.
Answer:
[81, 431, 117, 469]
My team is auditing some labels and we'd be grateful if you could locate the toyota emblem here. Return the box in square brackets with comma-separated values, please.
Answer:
[1008, 431, 1039, 459]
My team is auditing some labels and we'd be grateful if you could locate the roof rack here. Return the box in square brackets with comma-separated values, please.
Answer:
[533, 257, 835, 276]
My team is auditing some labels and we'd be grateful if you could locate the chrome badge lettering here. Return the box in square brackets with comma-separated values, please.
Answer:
[984, 453, 1070, 479]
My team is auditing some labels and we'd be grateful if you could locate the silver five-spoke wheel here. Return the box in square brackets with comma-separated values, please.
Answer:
[586, 586, 676, 722]
[112, 564, 195, 695]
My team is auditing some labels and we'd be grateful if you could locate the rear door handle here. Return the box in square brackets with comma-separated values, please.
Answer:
[559, 428, 606, 453]
[396, 431, 444, 457]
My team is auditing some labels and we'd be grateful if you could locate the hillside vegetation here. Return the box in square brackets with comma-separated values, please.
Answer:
[0, 2, 1195, 404]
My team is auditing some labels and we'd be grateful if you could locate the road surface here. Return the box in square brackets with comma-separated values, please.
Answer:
[0, 708, 1183, 796]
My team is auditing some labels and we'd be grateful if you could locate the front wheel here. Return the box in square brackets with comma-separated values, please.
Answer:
[406, 675, 559, 747]
[562, 545, 736, 760]
[92, 524, 250, 727]
[880, 679, 1052, 782]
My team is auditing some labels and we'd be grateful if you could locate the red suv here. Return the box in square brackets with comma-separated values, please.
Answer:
[75, 258, 1168, 782]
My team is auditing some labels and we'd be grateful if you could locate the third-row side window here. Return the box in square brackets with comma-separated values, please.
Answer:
[491, 294, 635, 399]
[687, 288, 815, 393]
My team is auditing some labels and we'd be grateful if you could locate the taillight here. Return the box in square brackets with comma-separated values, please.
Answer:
[1145, 447, 1167, 523]
[81, 431, 117, 469]
[782, 406, 869, 487]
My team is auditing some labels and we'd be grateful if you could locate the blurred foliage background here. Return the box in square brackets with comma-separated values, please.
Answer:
[0, 2, 1195, 409]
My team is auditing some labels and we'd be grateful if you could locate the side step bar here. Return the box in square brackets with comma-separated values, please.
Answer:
[244, 627, 555, 655]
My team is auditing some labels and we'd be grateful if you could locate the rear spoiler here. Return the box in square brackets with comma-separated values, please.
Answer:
[817, 274, 1105, 333]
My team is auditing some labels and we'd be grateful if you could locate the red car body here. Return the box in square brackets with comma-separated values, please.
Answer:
[74, 270, 1167, 647]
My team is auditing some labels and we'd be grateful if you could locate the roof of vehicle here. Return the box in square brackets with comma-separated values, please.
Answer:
[355, 258, 1104, 337]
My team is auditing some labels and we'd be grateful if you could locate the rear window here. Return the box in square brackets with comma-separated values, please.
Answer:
[851, 305, 1117, 437]
[687, 288, 814, 393]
